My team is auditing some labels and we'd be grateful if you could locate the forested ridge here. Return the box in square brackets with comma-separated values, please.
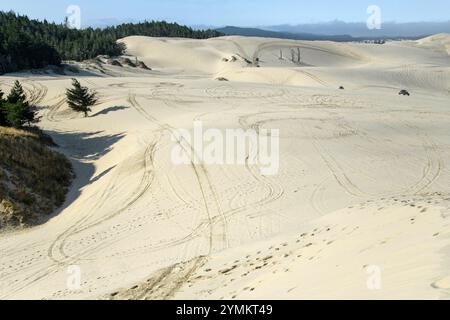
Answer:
[0, 11, 222, 73]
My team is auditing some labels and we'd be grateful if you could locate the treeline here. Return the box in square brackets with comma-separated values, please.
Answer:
[108, 21, 222, 39]
[0, 11, 223, 73]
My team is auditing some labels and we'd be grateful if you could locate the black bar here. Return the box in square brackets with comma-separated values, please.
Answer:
[0, 300, 445, 318]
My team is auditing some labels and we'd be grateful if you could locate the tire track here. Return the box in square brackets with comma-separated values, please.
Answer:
[2, 138, 160, 298]
[123, 92, 229, 297]
[0, 80, 48, 105]
[204, 86, 287, 214]
[390, 119, 443, 195]
[238, 108, 444, 207]
[46, 95, 66, 122]
[252, 40, 363, 66]
[49, 139, 159, 263]
[131, 92, 229, 252]
[143, 90, 229, 242]
[23, 80, 48, 104]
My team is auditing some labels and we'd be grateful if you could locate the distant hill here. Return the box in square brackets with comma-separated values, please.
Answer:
[216, 26, 354, 42]
[216, 25, 429, 41]
[265, 21, 450, 38]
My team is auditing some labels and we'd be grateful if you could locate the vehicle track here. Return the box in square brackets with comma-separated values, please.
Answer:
[46, 95, 67, 122]
[121, 92, 231, 296]
[0, 80, 48, 105]
[2, 138, 160, 298]
[294, 69, 330, 87]
[133, 92, 229, 252]
[385, 118, 443, 195]
[252, 40, 363, 66]
[204, 86, 287, 211]
[23, 80, 48, 104]
[238, 107, 444, 209]
[49, 139, 159, 262]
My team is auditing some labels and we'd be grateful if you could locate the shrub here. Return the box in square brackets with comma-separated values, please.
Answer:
[0, 126, 73, 229]
[66, 79, 98, 117]
[1, 81, 37, 128]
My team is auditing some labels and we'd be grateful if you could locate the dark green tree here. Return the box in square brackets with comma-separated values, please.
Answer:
[66, 79, 98, 117]
[7, 80, 27, 104]
[4, 101, 29, 127]
[0, 89, 6, 126]
[1, 81, 37, 127]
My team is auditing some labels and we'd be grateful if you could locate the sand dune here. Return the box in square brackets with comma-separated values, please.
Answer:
[0, 35, 449, 300]
[122, 35, 450, 91]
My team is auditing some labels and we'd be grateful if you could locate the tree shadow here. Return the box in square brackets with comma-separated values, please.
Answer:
[49, 130, 125, 161]
[39, 130, 125, 224]
[90, 165, 117, 184]
[92, 106, 129, 117]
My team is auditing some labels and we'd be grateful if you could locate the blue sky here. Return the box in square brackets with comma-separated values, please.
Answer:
[1, 0, 449, 26]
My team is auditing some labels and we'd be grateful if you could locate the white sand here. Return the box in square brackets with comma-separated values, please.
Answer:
[0, 35, 449, 300]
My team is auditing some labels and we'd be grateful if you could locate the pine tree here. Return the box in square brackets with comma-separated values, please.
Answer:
[66, 79, 97, 117]
[4, 101, 29, 127]
[7, 80, 27, 104]
[23, 102, 37, 126]
[2, 81, 37, 127]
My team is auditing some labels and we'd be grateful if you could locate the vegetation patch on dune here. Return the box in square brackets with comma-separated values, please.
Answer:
[0, 126, 73, 230]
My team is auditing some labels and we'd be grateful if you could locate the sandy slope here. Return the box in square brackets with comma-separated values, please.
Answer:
[0, 35, 449, 300]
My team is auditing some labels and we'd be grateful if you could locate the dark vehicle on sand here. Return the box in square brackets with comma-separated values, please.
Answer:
[399, 89, 410, 96]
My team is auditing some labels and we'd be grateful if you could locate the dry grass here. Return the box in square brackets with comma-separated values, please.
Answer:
[0, 126, 39, 138]
[0, 126, 73, 229]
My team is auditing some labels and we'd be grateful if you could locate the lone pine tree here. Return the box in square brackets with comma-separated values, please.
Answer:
[66, 79, 98, 117]
[7, 80, 27, 104]
[3, 81, 36, 127]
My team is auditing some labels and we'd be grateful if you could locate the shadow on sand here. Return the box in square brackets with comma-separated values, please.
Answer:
[40, 130, 126, 224]
[92, 106, 129, 117]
